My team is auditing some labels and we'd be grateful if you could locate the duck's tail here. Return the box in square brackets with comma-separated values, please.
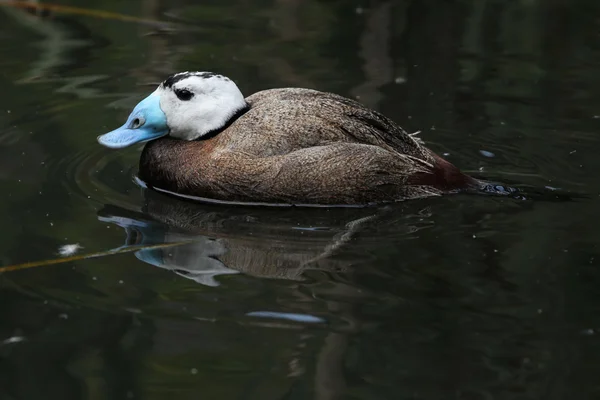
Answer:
[413, 152, 580, 203]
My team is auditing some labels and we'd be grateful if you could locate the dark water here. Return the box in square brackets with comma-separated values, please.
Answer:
[1, 0, 600, 399]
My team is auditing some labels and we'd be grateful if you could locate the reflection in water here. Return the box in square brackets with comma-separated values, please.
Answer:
[99, 212, 240, 287]
[350, 1, 394, 109]
[98, 187, 397, 287]
[0, 1, 90, 83]
[95, 187, 441, 399]
[1, 0, 600, 398]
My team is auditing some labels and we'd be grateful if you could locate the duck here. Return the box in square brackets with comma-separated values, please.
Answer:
[98, 71, 481, 205]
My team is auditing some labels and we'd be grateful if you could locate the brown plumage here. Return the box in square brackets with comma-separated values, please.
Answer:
[138, 88, 477, 205]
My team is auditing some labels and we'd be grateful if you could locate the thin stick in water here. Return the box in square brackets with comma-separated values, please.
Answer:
[0, 240, 193, 274]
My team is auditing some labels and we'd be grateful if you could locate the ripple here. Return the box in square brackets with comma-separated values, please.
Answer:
[427, 126, 597, 193]
[44, 143, 142, 209]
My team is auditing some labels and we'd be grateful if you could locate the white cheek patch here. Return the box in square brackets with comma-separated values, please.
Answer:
[156, 75, 248, 141]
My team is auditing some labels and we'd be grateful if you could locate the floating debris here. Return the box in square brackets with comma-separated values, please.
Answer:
[479, 150, 495, 158]
[246, 311, 326, 324]
[57, 243, 82, 257]
[2, 336, 25, 345]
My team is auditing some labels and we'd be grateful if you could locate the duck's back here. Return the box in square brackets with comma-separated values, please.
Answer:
[219, 88, 432, 162]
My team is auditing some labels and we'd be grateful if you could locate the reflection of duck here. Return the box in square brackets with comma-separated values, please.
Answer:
[98, 188, 388, 286]
[98, 210, 239, 287]
[98, 71, 480, 205]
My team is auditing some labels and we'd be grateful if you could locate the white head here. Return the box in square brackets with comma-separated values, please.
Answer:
[158, 72, 248, 140]
[97, 71, 248, 148]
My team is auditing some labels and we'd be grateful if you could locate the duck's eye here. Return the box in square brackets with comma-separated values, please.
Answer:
[175, 89, 194, 101]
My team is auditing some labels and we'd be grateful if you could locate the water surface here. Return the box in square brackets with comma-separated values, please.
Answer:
[1, 1, 600, 399]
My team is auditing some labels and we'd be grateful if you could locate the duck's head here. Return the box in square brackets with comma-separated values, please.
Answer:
[98, 72, 248, 148]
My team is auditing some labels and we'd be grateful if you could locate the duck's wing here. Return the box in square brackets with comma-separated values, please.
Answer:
[243, 88, 432, 163]
[139, 139, 475, 206]
[177, 142, 443, 205]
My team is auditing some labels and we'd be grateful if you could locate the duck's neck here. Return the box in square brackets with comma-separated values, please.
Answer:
[195, 102, 250, 141]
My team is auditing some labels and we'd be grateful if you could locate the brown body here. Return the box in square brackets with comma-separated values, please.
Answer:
[139, 88, 478, 205]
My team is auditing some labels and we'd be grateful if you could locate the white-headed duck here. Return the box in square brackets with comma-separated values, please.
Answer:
[98, 71, 479, 205]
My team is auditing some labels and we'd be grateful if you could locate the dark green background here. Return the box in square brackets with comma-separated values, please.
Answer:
[1, 0, 600, 399]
